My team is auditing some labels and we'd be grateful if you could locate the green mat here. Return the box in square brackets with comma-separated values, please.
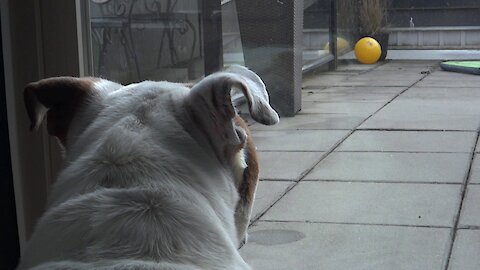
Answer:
[440, 61, 480, 75]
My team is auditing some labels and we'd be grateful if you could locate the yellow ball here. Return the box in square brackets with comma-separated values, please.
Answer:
[324, 37, 350, 53]
[354, 37, 381, 64]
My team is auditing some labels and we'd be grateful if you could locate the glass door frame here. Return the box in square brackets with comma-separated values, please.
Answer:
[302, 0, 338, 74]
[2, 0, 85, 253]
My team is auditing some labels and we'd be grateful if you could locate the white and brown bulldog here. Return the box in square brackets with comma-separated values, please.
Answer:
[18, 65, 279, 270]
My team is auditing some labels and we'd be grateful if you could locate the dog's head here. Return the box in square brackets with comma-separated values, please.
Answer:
[24, 65, 278, 245]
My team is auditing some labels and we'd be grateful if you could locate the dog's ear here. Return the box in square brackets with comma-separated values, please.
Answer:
[187, 65, 279, 124]
[185, 65, 279, 157]
[24, 77, 102, 144]
[225, 64, 279, 126]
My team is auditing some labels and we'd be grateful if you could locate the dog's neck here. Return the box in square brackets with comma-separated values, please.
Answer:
[46, 97, 241, 246]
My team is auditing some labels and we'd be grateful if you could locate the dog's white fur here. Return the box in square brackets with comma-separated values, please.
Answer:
[18, 65, 279, 270]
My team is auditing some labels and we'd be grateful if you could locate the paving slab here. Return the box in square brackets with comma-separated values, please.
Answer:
[258, 152, 325, 181]
[449, 230, 480, 270]
[427, 70, 480, 79]
[416, 71, 480, 87]
[348, 71, 425, 81]
[336, 62, 379, 71]
[401, 87, 480, 101]
[304, 152, 470, 183]
[303, 86, 404, 103]
[360, 112, 480, 131]
[358, 69, 427, 75]
[311, 85, 404, 93]
[373, 60, 440, 67]
[302, 68, 423, 87]
[416, 79, 480, 88]
[303, 74, 351, 88]
[261, 182, 461, 226]
[337, 131, 476, 153]
[369, 99, 480, 117]
[251, 181, 293, 221]
[373, 65, 434, 72]
[241, 222, 450, 270]
[253, 130, 349, 151]
[344, 71, 424, 86]
[459, 185, 480, 227]
[346, 79, 422, 88]
[360, 99, 480, 130]
[468, 155, 480, 184]
[249, 114, 365, 131]
[348, 74, 424, 82]
[317, 71, 360, 76]
[309, 80, 422, 87]
[301, 102, 384, 115]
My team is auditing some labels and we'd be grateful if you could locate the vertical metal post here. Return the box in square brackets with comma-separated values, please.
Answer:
[236, 0, 303, 117]
[329, 0, 338, 70]
[202, 0, 223, 75]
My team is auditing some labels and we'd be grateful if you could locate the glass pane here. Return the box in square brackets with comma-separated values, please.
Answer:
[88, 0, 247, 84]
[23, 0, 480, 269]
[337, 0, 359, 55]
[222, 1, 245, 66]
[303, 0, 333, 67]
[89, 0, 206, 83]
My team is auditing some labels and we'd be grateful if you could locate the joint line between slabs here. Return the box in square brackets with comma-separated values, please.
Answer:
[443, 132, 480, 270]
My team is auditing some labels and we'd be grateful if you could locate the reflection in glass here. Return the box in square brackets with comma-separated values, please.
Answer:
[89, 0, 203, 83]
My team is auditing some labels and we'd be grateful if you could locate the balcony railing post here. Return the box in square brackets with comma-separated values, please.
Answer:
[235, 0, 303, 117]
[202, 0, 223, 75]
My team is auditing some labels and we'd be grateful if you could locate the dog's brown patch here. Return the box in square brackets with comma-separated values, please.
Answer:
[24, 77, 97, 145]
[234, 116, 259, 204]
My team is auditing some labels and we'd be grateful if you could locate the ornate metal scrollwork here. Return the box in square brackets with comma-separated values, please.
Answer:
[90, 0, 199, 81]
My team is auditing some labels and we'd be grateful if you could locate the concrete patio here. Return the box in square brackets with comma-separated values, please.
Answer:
[241, 60, 480, 269]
